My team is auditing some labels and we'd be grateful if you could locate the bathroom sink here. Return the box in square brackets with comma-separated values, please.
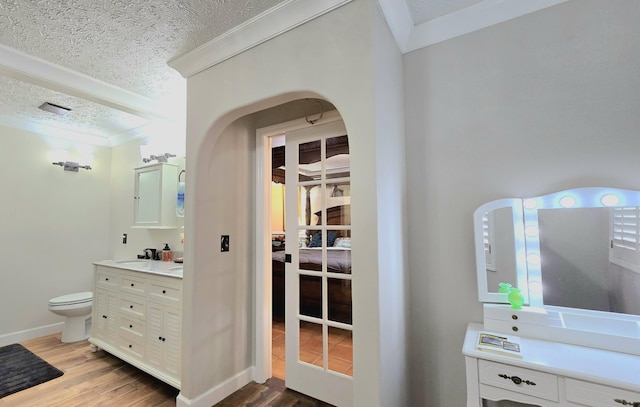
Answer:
[116, 260, 151, 268]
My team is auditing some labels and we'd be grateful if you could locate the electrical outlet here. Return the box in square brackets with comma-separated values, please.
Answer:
[122, 233, 127, 244]
[221, 235, 229, 252]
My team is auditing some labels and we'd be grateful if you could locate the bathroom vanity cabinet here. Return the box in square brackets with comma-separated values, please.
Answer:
[90, 263, 183, 389]
[133, 163, 178, 229]
[463, 323, 640, 406]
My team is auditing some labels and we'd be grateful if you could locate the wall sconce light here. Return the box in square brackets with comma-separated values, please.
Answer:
[142, 153, 176, 163]
[51, 150, 93, 172]
[52, 161, 92, 172]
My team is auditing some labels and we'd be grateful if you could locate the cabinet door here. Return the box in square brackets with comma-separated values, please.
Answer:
[163, 307, 181, 378]
[93, 289, 118, 344]
[133, 163, 178, 229]
[146, 303, 181, 378]
[135, 167, 161, 225]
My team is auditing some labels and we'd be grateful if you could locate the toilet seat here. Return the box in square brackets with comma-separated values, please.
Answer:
[49, 291, 93, 307]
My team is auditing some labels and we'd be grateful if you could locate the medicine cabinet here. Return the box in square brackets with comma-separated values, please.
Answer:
[133, 163, 178, 229]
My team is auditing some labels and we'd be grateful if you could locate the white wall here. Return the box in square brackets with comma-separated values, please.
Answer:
[404, 1, 640, 406]
[0, 125, 111, 343]
[179, 0, 408, 405]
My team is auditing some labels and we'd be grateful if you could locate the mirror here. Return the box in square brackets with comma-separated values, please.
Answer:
[475, 187, 640, 317]
[474, 198, 527, 303]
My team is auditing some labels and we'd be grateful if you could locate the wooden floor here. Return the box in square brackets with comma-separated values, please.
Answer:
[1, 334, 179, 406]
[1, 333, 332, 406]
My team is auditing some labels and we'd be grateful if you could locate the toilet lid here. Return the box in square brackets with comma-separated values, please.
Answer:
[49, 291, 93, 306]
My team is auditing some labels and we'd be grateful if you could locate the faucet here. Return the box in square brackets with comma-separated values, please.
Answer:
[144, 248, 157, 259]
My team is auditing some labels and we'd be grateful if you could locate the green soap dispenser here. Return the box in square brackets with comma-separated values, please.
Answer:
[162, 243, 172, 262]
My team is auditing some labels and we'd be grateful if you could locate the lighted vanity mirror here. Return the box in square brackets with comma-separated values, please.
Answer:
[474, 187, 640, 350]
[474, 198, 527, 304]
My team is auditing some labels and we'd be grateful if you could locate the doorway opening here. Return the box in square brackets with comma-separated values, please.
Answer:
[256, 107, 354, 406]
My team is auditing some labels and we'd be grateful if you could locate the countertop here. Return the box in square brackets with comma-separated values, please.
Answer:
[93, 259, 183, 279]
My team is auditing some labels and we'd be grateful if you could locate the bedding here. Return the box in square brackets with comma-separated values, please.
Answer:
[271, 247, 351, 274]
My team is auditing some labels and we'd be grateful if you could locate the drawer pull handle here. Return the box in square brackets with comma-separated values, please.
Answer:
[498, 374, 536, 386]
[162, 290, 166, 294]
[614, 399, 640, 407]
[129, 305, 133, 309]
[102, 315, 107, 319]
[131, 283, 134, 287]
[511, 314, 518, 320]
[105, 278, 109, 281]
[129, 344, 132, 348]
[129, 324, 133, 328]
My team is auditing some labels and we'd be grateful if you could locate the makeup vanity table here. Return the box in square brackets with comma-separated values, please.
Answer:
[463, 320, 640, 406]
[466, 188, 640, 407]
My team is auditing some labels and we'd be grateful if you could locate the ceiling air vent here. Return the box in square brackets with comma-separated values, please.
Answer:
[39, 102, 71, 116]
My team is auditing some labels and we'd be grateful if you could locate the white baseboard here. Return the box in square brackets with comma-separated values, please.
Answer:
[176, 367, 254, 407]
[0, 323, 63, 347]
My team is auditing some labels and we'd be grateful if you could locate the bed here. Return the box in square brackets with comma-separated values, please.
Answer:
[272, 245, 352, 324]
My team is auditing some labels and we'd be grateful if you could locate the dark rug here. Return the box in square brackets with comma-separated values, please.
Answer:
[0, 343, 64, 398]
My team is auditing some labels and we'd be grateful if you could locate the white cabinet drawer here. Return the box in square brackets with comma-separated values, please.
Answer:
[119, 295, 146, 319]
[96, 268, 119, 289]
[121, 274, 146, 295]
[566, 378, 640, 407]
[479, 359, 559, 402]
[149, 281, 182, 307]
[119, 314, 145, 338]
[118, 334, 145, 360]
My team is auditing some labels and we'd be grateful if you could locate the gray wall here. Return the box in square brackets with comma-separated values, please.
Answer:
[404, 1, 640, 406]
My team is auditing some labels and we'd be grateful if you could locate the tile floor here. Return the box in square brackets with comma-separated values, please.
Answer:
[271, 318, 353, 379]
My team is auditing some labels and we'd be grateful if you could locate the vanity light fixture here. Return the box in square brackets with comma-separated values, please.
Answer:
[142, 153, 176, 164]
[52, 161, 92, 172]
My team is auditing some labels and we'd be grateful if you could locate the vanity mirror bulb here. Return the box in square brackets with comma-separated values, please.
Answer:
[526, 253, 541, 265]
[559, 196, 576, 208]
[524, 226, 539, 237]
[601, 194, 619, 207]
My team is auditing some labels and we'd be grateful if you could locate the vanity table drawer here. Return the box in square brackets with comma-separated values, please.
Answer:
[479, 359, 559, 402]
[565, 378, 640, 407]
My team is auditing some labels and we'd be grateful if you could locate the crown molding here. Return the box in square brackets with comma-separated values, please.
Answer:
[169, 0, 352, 78]
[0, 44, 171, 121]
[0, 114, 111, 146]
[380, 0, 569, 54]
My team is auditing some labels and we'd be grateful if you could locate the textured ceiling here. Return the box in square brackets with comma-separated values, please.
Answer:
[0, 0, 485, 146]
[0, 0, 283, 99]
[0, 0, 286, 145]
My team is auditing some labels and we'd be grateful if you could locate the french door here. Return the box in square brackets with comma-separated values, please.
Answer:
[284, 119, 353, 406]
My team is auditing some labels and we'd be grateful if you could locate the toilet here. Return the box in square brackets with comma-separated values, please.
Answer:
[48, 291, 93, 343]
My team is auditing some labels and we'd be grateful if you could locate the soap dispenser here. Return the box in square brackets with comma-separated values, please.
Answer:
[162, 243, 172, 262]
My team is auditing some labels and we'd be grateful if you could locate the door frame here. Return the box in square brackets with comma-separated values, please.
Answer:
[253, 109, 342, 383]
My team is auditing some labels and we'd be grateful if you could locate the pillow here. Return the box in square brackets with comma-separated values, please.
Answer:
[309, 231, 338, 247]
[333, 237, 351, 248]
